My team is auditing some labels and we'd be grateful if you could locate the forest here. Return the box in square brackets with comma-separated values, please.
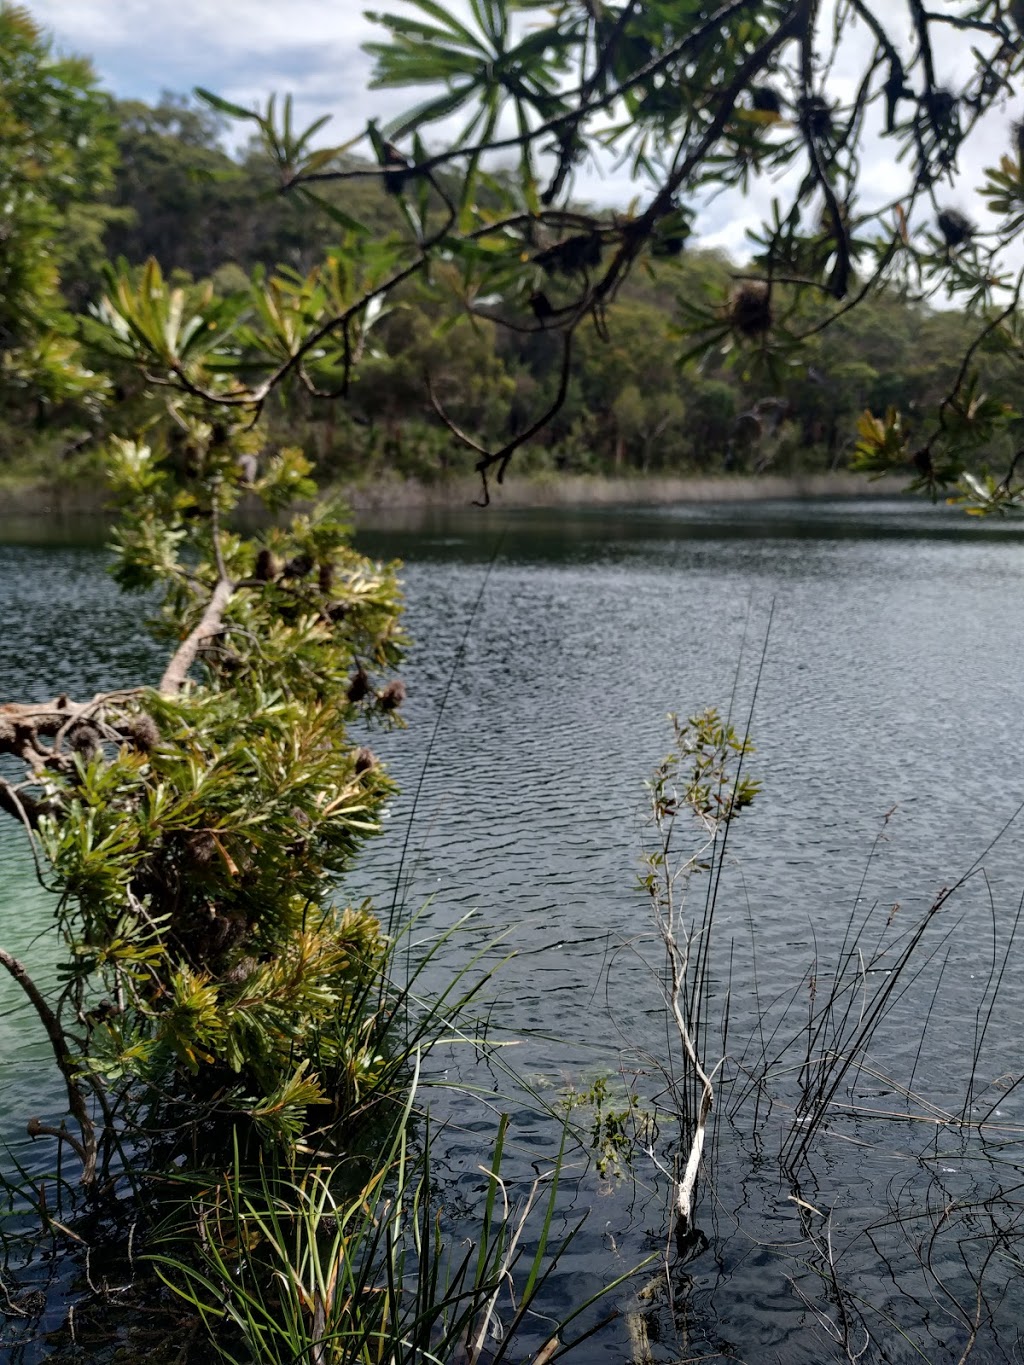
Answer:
[5, 75, 1021, 494]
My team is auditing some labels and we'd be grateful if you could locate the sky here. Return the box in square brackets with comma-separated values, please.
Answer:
[29, 1, 1024, 263]
[32, 1, 665, 207]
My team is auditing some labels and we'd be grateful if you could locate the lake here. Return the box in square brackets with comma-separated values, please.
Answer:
[4, 496, 1024, 1362]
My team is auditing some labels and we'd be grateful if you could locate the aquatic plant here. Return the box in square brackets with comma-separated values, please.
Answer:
[150, 1080, 642, 1365]
[589, 701, 1024, 1362]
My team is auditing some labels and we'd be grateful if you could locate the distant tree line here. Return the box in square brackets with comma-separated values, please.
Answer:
[5, 67, 1023, 489]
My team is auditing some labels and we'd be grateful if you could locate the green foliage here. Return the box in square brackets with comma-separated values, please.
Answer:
[621, 709, 762, 1233]
[562, 1074, 645, 1179]
[219, 1, 1024, 501]
[118, 484, 391, 1110]
[103, 93, 406, 281]
[4, 98, 1021, 488]
[4, 6, 1024, 495]
[0, 4, 117, 412]
[0, 382, 410, 1167]
[90, 260, 250, 377]
[29, 2, 1015, 499]
[152, 1104, 644, 1365]
[853, 407, 911, 477]
[644, 708, 760, 843]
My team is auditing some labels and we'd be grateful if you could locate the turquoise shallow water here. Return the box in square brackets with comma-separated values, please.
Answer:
[4, 497, 1024, 1361]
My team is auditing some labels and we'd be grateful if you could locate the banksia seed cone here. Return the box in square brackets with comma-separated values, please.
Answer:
[924, 87, 957, 123]
[530, 290, 555, 322]
[222, 955, 258, 986]
[282, 553, 314, 579]
[68, 724, 101, 756]
[652, 235, 685, 258]
[751, 85, 783, 115]
[937, 208, 974, 246]
[378, 679, 407, 711]
[797, 94, 833, 138]
[382, 141, 411, 195]
[728, 280, 772, 336]
[535, 232, 603, 276]
[347, 668, 370, 703]
[254, 548, 278, 582]
[354, 746, 376, 774]
[121, 713, 161, 753]
[184, 831, 217, 866]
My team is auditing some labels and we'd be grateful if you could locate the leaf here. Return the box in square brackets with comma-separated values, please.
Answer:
[385, 83, 480, 140]
[295, 188, 369, 236]
[295, 146, 343, 178]
[369, 0, 486, 52]
[194, 87, 263, 124]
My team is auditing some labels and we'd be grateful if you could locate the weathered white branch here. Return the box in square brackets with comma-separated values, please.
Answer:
[159, 577, 234, 696]
[663, 921, 718, 1226]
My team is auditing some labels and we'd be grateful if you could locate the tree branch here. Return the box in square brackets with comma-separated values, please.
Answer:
[289, 0, 762, 194]
[159, 577, 235, 697]
[0, 948, 97, 1183]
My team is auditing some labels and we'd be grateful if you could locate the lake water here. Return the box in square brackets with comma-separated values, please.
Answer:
[4, 497, 1024, 1362]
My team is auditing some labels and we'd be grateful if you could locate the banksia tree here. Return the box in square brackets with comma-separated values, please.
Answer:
[0, 395, 406, 1180]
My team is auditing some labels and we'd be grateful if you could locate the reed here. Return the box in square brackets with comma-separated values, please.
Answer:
[599, 707, 1024, 1362]
[151, 1079, 641, 1365]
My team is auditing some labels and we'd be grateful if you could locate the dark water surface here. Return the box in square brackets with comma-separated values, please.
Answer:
[3, 497, 1024, 1362]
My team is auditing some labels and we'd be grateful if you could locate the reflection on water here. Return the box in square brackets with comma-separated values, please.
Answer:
[3, 497, 1024, 1361]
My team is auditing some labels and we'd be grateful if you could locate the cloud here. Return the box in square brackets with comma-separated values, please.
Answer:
[32, 0, 399, 135]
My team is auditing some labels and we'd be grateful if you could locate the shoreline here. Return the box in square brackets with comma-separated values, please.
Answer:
[0, 470, 908, 521]
[339, 470, 907, 510]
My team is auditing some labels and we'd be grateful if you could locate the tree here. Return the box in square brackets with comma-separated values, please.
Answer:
[0, 372, 407, 1179]
[93, 0, 1024, 504]
[105, 94, 408, 281]
[0, 4, 118, 415]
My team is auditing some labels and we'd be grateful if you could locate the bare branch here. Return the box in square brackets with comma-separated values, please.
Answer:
[0, 948, 97, 1183]
[939, 277, 1023, 433]
[0, 777, 49, 834]
[160, 578, 235, 697]
[463, 333, 575, 505]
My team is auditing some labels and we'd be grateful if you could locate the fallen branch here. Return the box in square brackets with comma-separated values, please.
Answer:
[0, 689, 149, 832]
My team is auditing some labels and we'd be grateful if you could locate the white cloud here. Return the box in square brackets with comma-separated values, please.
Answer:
[33, 0, 398, 135]
[36, 0, 381, 59]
